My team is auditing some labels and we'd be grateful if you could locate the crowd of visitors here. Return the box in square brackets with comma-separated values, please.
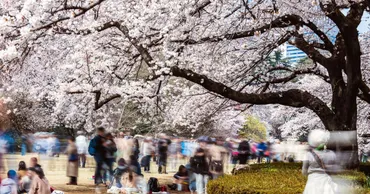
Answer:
[0, 126, 312, 194]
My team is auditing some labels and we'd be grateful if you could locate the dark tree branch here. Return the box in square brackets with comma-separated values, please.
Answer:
[169, 66, 339, 130]
[291, 33, 332, 67]
[189, 0, 211, 16]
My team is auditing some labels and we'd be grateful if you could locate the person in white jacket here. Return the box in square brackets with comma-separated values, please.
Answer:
[76, 131, 88, 168]
[0, 170, 17, 194]
[141, 137, 154, 173]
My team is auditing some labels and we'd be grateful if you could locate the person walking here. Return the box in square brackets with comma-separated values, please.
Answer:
[169, 138, 180, 172]
[158, 134, 171, 174]
[21, 135, 27, 156]
[66, 136, 79, 185]
[257, 141, 267, 163]
[88, 127, 107, 186]
[208, 139, 225, 179]
[238, 140, 250, 165]
[190, 148, 210, 194]
[302, 129, 339, 194]
[104, 133, 117, 184]
[76, 131, 88, 168]
[141, 137, 154, 173]
[132, 138, 140, 160]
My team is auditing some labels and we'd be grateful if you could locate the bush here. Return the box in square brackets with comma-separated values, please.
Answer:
[207, 163, 369, 194]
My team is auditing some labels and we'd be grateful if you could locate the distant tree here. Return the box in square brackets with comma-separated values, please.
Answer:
[266, 50, 291, 67]
[239, 115, 267, 141]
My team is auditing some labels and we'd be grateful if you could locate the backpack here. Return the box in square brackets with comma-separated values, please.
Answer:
[88, 138, 96, 156]
[148, 177, 160, 192]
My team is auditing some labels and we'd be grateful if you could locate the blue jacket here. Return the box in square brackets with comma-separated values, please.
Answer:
[257, 143, 267, 152]
[90, 135, 106, 162]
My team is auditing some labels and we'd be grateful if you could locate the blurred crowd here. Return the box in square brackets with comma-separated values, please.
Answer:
[0, 127, 312, 194]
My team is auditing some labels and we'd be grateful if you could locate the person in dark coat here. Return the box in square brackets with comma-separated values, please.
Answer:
[89, 127, 107, 185]
[157, 134, 171, 174]
[190, 148, 209, 194]
[104, 133, 117, 184]
[238, 140, 251, 165]
[129, 155, 142, 176]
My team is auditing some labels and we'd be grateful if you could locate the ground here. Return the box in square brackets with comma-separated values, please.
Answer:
[1, 154, 197, 194]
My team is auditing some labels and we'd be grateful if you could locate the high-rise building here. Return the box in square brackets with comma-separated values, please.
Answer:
[284, 44, 307, 64]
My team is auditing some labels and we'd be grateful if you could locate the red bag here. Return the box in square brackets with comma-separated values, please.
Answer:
[160, 185, 167, 192]
[264, 151, 270, 156]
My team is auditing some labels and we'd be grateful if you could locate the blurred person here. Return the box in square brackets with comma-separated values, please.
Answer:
[0, 129, 7, 173]
[122, 135, 134, 163]
[250, 141, 258, 160]
[302, 129, 339, 194]
[120, 163, 147, 194]
[271, 140, 283, 162]
[111, 158, 129, 188]
[169, 138, 181, 172]
[104, 133, 117, 184]
[48, 134, 60, 157]
[66, 136, 78, 185]
[28, 166, 51, 194]
[141, 137, 154, 173]
[157, 134, 171, 174]
[29, 157, 41, 168]
[132, 138, 140, 160]
[238, 139, 251, 165]
[46, 134, 55, 157]
[120, 168, 138, 194]
[257, 141, 267, 163]
[129, 155, 142, 176]
[208, 139, 225, 179]
[88, 127, 107, 186]
[185, 163, 197, 194]
[230, 139, 239, 167]
[114, 132, 125, 162]
[296, 142, 309, 162]
[168, 165, 189, 191]
[76, 131, 88, 168]
[17, 161, 27, 179]
[21, 135, 27, 156]
[0, 170, 18, 194]
[265, 142, 271, 163]
[17, 161, 31, 193]
[190, 148, 210, 194]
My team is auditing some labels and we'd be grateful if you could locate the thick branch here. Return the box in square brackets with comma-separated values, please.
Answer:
[359, 81, 370, 103]
[170, 66, 338, 130]
[291, 33, 332, 67]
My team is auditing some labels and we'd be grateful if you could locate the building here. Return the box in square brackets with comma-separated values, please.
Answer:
[284, 44, 307, 64]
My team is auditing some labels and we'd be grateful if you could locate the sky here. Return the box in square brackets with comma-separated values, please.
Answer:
[342, 9, 370, 33]
[358, 12, 370, 33]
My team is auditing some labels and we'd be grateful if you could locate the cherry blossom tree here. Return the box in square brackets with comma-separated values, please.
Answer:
[1, 0, 370, 166]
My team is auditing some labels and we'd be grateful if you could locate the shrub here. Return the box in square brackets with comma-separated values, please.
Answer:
[207, 163, 369, 194]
